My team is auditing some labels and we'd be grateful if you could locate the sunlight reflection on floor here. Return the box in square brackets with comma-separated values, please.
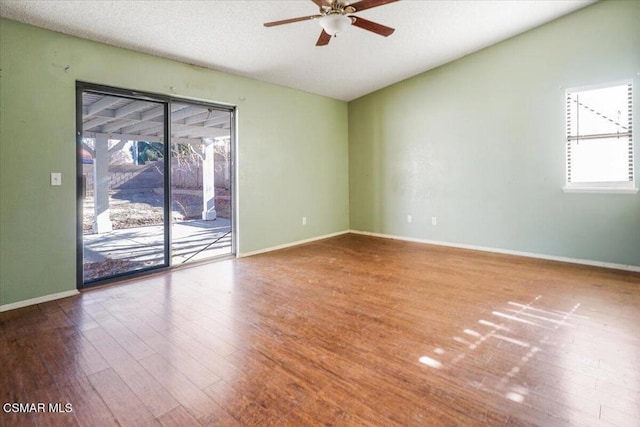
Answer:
[418, 295, 584, 406]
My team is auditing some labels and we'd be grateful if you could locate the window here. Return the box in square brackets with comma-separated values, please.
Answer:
[565, 81, 636, 193]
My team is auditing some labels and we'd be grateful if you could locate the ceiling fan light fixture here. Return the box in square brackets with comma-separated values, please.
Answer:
[319, 14, 351, 37]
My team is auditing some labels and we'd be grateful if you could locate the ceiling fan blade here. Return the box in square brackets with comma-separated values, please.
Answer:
[316, 30, 331, 46]
[264, 15, 321, 27]
[349, 0, 399, 13]
[310, 0, 330, 7]
[350, 16, 395, 37]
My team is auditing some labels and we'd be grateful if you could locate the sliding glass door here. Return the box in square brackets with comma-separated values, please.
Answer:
[77, 83, 234, 287]
[170, 103, 233, 264]
[79, 89, 169, 283]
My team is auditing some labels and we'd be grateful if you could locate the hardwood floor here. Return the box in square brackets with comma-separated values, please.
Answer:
[1, 233, 639, 426]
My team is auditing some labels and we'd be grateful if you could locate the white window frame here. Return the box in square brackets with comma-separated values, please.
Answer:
[563, 79, 637, 194]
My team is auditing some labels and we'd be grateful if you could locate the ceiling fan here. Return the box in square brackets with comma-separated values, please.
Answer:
[264, 0, 399, 46]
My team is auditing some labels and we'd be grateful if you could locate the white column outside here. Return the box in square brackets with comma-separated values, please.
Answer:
[92, 135, 113, 233]
[202, 139, 217, 220]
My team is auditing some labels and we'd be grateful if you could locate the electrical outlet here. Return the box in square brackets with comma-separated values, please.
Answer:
[51, 172, 62, 186]
[431, 217, 437, 226]
[407, 214, 412, 223]
[302, 216, 307, 225]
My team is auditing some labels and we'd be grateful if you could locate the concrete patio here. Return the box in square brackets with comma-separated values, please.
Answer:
[83, 218, 231, 280]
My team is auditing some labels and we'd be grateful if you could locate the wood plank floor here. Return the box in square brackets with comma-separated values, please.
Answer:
[1, 234, 639, 426]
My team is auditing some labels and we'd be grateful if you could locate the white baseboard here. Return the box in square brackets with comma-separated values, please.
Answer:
[349, 230, 640, 273]
[1, 290, 80, 313]
[238, 230, 350, 258]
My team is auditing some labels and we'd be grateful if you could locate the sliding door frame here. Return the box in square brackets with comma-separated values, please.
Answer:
[75, 81, 236, 289]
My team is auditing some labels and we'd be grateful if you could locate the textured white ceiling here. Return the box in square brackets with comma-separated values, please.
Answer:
[0, 0, 595, 101]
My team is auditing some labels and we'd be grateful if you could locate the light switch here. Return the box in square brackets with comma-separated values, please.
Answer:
[51, 172, 62, 186]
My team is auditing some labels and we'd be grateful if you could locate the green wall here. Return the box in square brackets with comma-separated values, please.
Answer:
[349, 0, 640, 267]
[0, 19, 349, 306]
